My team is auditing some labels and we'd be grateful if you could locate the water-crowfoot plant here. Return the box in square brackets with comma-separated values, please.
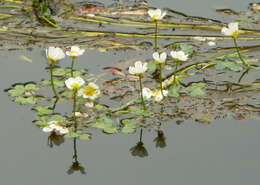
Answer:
[148, 9, 167, 51]
[65, 77, 85, 130]
[46, 46, 65, 101]
[66, 46, 85, 77]
[153, 51, 167, 99]
[221, 22, 250, 68]
[129, 61, 148, 110]
[170, 50, 188, 84]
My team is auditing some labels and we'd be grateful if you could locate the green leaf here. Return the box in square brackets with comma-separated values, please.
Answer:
[168, 84, 181, 98]
[15, 97, 37, 104]
[79, 133, 91, 140]
[64, 131, 80, 138]
[94, 104, 109, 111]
[8, 85, 25, 97]
[147, 60, 157, 73]
[215, 59, 242, 72]
[128, 106, 153, 116]
[91, 115, 118, 134]
[33, 106, 53, 116]
[168, 43, 195, 55]
[24, 83, 39, 91]
[121, 119, 137, 134]
[53, 68, 67, 76]
[186, 83, 206, 97]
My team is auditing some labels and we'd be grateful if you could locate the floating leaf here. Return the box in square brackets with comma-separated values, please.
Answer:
[192, 113, 212, 124]
[121, 119, 137, 134]
[128, 106, 153, 116]
[24, 83, 39, 91]
[33, 106, 53, 116]
[8, 85, 25, 97]
[215, 59, 242, 72]
[41, 80, 65, 87]
[91, 115, 118, 134]
[168, 84, 181, 98]
[53, 68, 67, 76]
[94, 104, 109, 111]
[186, 83, 206, 97]
[147, 60, 157, 73]
[15, 96, 37, 104]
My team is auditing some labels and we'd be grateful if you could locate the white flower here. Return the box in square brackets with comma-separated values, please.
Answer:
[170, 50, 188, 62]
[221, 22, 239, 37]
[142, 87, 153, 100]
[208, 41, 216, 46]
[65, 77, 85, 90]
[153, 52, 167, 64]
[148, 9, 167, 20]
[46, 46, 65, 64]
[42, 121, 69, 135]
[152, 90, 168, 102]
[78, 82, 100, 100]
[84, 101, 94, 108]
[66, 46, 85, 57]
[128, 61, 148, 75]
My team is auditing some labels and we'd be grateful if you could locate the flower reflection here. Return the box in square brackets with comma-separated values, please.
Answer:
[67, 138, 86, 175]
[67, 161, 86, 175]
[153, 130, 167, 148]
[130, 141, 148, 157]
[130, 129, 148, 157]
[47, 132, 65, 148]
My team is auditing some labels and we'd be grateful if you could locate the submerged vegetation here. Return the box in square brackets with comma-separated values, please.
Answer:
[3, 0, 260, 173]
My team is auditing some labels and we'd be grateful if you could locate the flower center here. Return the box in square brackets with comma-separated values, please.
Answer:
[71, 83, 80, 89]
[83, 85, 96, 97]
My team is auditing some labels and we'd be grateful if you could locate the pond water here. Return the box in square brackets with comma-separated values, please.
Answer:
[1, 0, 260, 185]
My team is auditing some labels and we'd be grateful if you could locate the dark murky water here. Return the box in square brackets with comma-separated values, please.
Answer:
[1, 0, 260, 184]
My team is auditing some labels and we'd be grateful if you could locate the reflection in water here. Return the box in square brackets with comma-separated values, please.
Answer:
[67, 138, 86, 175]
[130, 129, 149, 157]
[47, 132, 65, 148]
[153, 130, 167, 148]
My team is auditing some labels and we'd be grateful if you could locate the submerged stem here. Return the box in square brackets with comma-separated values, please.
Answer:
[70, 57, 76, 77]
[173, 62, 179, 84]
[73, 89, 78, 130]
[139, 75, 146, 110]
[233, 37, 249, 68]
[159, 64, 164, 98]
[154, 20, 158, 51]
[49, 63, 59, 100]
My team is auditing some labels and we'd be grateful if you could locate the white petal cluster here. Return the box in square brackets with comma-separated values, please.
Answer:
[153, 52, 167, 64]
[142, 87, 168, 102]
[170, 50, 188, 62]
[148, 9, 167, 20]
[42, 121, 69, 135]
[128, 61, 148, 75]
[65, 77, 85, 90]
[66, 46, 85, 57]
[221, 22, 239, 37]
[46, 46, 65, 63]
[78, 82, 100, 100]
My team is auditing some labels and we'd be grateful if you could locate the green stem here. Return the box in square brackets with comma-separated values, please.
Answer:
[139, 75, 146, 110]
[49, 63, 59, 100]
[154, 20, 158, 51]
[233, 37, 249, 68]
[73, 89, 78, 130]
[173, 62, 179, 84]
[70, 57, 76, 77]
[159, 64, 164, 98]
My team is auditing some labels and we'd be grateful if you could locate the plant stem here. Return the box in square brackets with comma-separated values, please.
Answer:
[139, 128, 143, 142]
[138, 75, 146, 110]
[70, 57, 76, 77]
[173, 62, 179, 84]
[159, 64, 164, 98]
[73, 89, 78, 130]
[49, 63, 59, 100]
[154, 20, 158, 51]
[233, 37, 249, 68]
